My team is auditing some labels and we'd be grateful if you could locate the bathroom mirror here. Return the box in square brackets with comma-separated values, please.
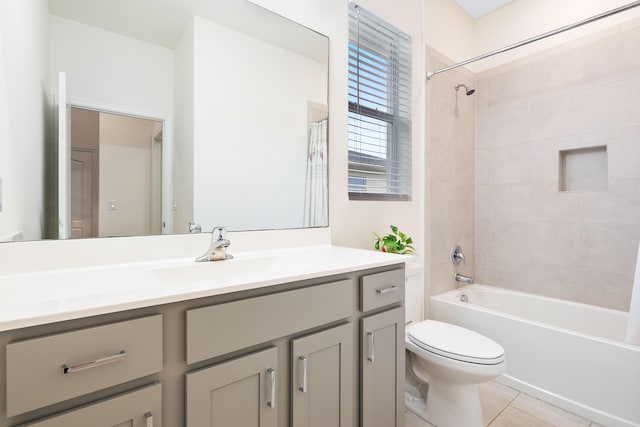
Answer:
[0, 0, 329, 242]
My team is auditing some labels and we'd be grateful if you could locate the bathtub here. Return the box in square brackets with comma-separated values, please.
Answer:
[430, 285, 640, 427]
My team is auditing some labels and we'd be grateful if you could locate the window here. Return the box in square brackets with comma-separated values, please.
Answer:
[348, 3, 412, 200]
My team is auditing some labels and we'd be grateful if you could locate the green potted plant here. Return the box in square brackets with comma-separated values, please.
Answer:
[374, 225, 415, 254]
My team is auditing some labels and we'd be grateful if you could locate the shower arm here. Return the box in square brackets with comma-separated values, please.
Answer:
[426, 0, 640, 79]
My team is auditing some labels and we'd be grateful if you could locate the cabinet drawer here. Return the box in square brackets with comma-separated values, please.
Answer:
[186, 279, 353, 364]
[7, 315, 163, 417]
[19, 383, 162, 427]
[360, 269, 404, 312]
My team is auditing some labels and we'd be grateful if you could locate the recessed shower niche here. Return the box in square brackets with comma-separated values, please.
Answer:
[559, 146, 608, 192]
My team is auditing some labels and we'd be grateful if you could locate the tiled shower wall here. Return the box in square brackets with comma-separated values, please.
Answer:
[475, 21, 640, 310]
[425, 48, 475, 316]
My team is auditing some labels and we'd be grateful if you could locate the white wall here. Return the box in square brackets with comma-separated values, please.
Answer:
[173, 20, 195, 234]
[424, 0, 476, 67]
[49, 15, 173, 121]
[249, 0, 425, 254]
[191, 15, 327, 232]
[0, 0, 49, 241]
[473, 0, 640, 72]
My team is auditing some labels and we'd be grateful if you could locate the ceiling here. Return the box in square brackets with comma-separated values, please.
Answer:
[453, 0, 514, 19]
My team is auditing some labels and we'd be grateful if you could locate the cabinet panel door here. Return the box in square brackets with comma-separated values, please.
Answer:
[20, 383, 161, 427]
[185, 347, 278, 427]
[292, 323, 353, 427]
[361, 307, 404, 427]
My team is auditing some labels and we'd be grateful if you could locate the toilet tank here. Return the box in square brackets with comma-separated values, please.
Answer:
[405, 260, 424, 325]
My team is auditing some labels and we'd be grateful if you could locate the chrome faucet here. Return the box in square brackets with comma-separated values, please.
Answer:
[454, 273, 474, 284]
[195, 226, 233, 262]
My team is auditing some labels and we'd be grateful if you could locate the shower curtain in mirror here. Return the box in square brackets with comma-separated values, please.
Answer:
[303, 118, 328, 227]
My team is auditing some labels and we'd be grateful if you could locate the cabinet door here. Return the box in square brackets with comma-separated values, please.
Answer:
[20, 383, 161, 427]
[186, 347, 278, 427]
[292, 323, 353, 427]
[361, 307, 405, 427]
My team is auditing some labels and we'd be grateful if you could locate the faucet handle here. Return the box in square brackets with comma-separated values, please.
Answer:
[212, 226, 228, 241]
[451, 245, 465, 265]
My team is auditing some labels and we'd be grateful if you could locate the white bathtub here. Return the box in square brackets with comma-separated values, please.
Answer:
[430, 285, 640, 427]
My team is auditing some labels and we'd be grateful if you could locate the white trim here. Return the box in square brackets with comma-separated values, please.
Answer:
[57, 72, 70, 239]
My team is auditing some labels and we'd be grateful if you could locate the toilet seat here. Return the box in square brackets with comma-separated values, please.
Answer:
[407, 320, 504, 365]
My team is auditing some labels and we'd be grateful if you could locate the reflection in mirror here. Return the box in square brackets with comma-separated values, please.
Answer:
[69, 107, 164, 239]
[0, 0, 329, 243]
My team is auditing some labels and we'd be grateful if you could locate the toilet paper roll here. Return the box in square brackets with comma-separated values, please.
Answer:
[625, 242, 640, 345]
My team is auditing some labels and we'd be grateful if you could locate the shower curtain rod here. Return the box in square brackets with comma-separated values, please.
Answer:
[426, 0, 640, 79]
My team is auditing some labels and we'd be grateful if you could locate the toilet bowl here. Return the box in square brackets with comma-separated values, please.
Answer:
[405, 320, 506, 427]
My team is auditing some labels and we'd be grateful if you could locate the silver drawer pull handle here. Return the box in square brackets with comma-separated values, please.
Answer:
[267, 368, 276, 409]
[62, 350, 126, 374]
[376, 285, 398, 295]
[299, 356, 308, 393]
[367, 332, 375, 362]
[144, 412, 153, 427]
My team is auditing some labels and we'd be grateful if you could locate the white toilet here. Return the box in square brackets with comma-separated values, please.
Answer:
[405, 320, 506, 427]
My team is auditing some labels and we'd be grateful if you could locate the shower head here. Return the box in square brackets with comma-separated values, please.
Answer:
[455, 83, 475, 96]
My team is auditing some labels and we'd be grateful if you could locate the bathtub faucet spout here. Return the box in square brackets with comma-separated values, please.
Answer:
[454, 273, 474, 284]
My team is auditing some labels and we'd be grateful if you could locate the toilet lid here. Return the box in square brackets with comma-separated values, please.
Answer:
[408, 320, 505, 365]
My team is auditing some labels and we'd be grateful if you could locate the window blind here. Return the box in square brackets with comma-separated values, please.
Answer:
[348, 2, 412, 200]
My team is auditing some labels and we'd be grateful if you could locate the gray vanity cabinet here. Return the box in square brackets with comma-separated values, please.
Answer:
[0, 263, 405, 427]
[359, 269, 406, 427]
[291, 323, 353, 427]
[185, 347, 279, 427]
[361, 307, 405, 427]
[20, 383, 162, 427]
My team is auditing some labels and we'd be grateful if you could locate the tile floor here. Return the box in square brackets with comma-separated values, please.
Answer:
[404, 381, 604, 427]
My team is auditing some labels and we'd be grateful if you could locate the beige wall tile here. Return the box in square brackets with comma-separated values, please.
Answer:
[581, 77, 640, 134]
[475, 221, 490, 284]
[430, 260, 458, 296]
[487, 64, 532, 109]
[528, 265, 585, 302]
[452, 146, 475, 185]
[486, 103, 530, 148]
[476, 27, 640, 310]
[476, 149, 489, 185]
[488, 222, 530, 264]
[581, 178, 640, 225]
[530, 182, 583, 223]
[487, 183, 532, 223]
[578, 223, 640, 275]
[528, 46, 586, 95]
[580, 267, 633, 311]
[476, 107, 489, 150]
[426, 48, 476, 306]
[449, 184, 475, 224]
[530, 92, 583, 142]
[582, 27, 640, 88]
[607, 127, 640, 178]
[430, 142, 452, 183]
[488, 144, 532, 184]
[475, 185, 489, 222]
[529, 222, 582, 267]
[527, 141, 559, 184]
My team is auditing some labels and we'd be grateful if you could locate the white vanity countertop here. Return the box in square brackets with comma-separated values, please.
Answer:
[0, 245, 407, 332]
